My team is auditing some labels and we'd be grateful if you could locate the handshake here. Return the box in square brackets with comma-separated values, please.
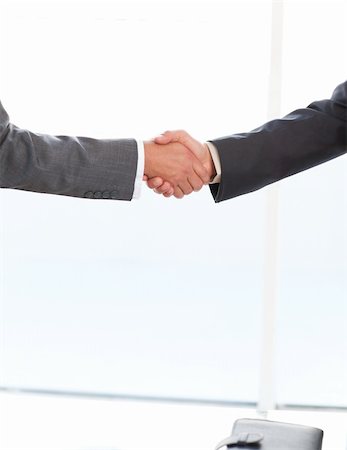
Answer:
[1, 81, 344, 203]
[143, 130, 217, 199]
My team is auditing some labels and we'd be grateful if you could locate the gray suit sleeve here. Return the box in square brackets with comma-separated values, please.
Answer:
[0, 101, 138, 200]
[209, 81, 347, 202]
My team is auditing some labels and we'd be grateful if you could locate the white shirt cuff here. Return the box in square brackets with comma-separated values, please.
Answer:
[205, 141, 221, 184]
[132, 139, 144, 199]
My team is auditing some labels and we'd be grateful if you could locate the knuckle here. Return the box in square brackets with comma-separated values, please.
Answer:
[184, 164, 192, 175]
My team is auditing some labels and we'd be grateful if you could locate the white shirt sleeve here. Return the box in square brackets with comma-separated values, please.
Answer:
[132, 139, 145, 199]
[205, 141, 222, 184]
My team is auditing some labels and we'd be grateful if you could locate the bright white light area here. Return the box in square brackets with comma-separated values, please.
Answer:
[0, 391, 346, 450]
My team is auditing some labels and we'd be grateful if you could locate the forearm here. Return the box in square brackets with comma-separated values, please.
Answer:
[0, 104, 138, 200]
[210, 82, 347, 202]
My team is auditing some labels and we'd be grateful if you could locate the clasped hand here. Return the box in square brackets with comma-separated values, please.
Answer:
[144, 130, 216, 198]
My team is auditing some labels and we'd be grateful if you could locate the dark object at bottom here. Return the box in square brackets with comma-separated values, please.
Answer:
[215, 418, 323, 450]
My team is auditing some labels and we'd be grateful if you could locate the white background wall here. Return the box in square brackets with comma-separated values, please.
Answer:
[0, 0, 346, 410]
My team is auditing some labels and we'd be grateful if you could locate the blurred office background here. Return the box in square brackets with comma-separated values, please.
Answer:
[0, 0, 346, 449]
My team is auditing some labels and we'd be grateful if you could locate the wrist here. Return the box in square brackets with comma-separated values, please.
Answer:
[202, 143, 217, 181]
[144, 141, 155, 177]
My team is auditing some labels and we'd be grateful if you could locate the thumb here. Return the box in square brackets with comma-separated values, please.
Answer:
[168, 130, 205, 159]
[154, 131, 173, 145]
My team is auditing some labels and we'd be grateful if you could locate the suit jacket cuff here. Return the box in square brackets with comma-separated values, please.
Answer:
[132, 139, 144, 199]
[205, 141, 222, 184]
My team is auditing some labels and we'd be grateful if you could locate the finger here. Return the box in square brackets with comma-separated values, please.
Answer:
[159, 187, 174, 197]
[161, 181, 174, 193]
[163, 188, 174, 197]
[174, 186, 185, 199]
[146, 177, 165, 189]
[193, 160, 210, 185]
[143, 175, 148, 181]
[188, 172, 204, 192]
[178, 180, 194, 196]
[154, 181, 173, 195]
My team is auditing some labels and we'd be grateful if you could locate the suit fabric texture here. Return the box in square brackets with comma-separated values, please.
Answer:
[210, 81, 347, 202]
[0, 101, 138, 201]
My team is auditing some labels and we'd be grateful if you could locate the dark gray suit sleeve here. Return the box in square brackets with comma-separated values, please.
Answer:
[0, 101, 138, 200]
[209, 81, 347, 202]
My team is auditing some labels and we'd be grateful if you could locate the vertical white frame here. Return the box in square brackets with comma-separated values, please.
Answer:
[257, 0, 284, 414]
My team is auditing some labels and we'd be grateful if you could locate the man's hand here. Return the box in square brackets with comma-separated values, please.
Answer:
[144, 139, 210, 199]
[145, 130, 216, 197]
